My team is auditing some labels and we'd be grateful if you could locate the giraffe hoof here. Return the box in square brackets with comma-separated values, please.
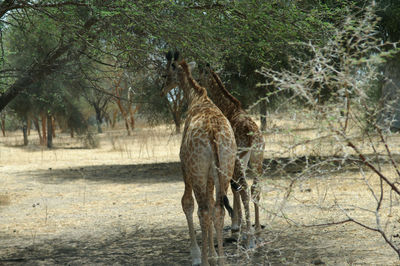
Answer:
[240, 233, 257, 250]
[192, 258, 201, 266]
[248, 238, 256, 249]
[252, 224, 266, 229]
[224, 236, 237, 244]
[230, 231, 240, 242]
[223, 225, 231, 232]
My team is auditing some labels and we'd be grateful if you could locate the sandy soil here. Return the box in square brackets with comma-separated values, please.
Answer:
[0, 126, 399, 265]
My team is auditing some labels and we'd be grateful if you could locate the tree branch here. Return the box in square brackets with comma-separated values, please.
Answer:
[0, 17, 97, 111]
[346, 140, 400, 195]
[0, 1, 88, 19]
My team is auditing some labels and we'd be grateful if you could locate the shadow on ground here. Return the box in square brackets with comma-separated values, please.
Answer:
[31, 162, 183, 185]
[264, 153, 400, 177]
[29, 152, 396, 185]
[3, 158, 393, 264]
[0, 224, 357, 265]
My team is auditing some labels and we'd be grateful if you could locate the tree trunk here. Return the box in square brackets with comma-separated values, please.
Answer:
[174, 114, 181, 134]
[112, 110, 118, 128]
[171, 110, 181, 134]
[33, 117, 42, 144]
[0, 17, 98, 112]
[128, 104, 134, 130]
[259, 99, 267, 132]
[51, 116, 56, 138]
[22, 124, 28, 146]
[104, 112, 111, 128]
[27, 118, 31, 136]
[116, 101, 131, 136]
[175, 119, 181, 134]
[1, 116, 5, 137]
[47, 114, 53, 148]
[96, 120, 103, 134]
[129, 104, 140, 131]
[94, 106, 103, 133]
[70, 128, 74, 138]
[41, 113, 47, 146]
[378, 52, 400, 132]
[124, 119, 131, 136]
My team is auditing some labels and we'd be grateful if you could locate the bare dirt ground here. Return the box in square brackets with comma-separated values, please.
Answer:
[0, 122, 399, 265]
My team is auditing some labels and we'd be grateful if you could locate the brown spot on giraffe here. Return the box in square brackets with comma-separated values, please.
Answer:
[199, 65, 266, 246]
[162, 51, 237, 266]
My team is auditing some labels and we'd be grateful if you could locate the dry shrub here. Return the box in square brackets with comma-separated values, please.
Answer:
[257, 4, 400, 258]
[79, 131, 100, 149]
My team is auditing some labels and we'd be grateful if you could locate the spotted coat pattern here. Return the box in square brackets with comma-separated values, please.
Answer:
[162, 52, 236, 266]
[199, 66, 265, 243]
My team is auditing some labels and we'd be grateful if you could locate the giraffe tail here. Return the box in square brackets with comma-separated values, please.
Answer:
[211, 135, 234, 218]
[223, 195, 233, 217]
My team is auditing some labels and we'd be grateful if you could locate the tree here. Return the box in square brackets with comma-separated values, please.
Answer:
[0, 0, 367, 135]
[154, 1, 342, 131]
[258, 4, 400, 257]
[0, 2, 98, 111]
[375, 0, 400, 131]
[78, 63, 114, 134]
[5, 10, 90, 144]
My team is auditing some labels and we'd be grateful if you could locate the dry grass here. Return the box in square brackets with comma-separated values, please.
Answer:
[0, 193, 10, 206]
[0, 124, 181, 167]
[0, 117, 399, 265]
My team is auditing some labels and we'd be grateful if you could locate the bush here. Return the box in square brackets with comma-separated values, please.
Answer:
[79, 130, 100, 149]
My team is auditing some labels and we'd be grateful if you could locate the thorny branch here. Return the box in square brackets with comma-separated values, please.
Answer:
[346, 140, 400, 195]
[258, 3, 400, 259]
[377, 127, 400, 179]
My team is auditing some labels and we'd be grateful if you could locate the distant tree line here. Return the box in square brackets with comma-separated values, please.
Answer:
[0, 0, 399, 146]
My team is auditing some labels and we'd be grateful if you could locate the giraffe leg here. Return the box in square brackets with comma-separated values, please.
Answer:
[208, 223, 217, 260]
[182, 183, 201, 265]
[198, 200, 211, 266]
[250, 149, 264, 235]
[209, 170, 227, 266]
[238, 178, 255, 249]
[231, 157, 244, 236]
[207, 184, 217, 260]
[251, 178, 261, 234]
[213, 202, 225, 266]
[237, 151, 255, 248]
[231, 187, 242, 234]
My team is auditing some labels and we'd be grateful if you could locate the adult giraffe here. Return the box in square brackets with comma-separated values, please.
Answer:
[199, 65, 265, 245]
[161, 51, 237, 266]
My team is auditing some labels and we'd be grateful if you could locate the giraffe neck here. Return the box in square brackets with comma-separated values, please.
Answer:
[206, 71, 241, 120]
[178, 61, 207, 107]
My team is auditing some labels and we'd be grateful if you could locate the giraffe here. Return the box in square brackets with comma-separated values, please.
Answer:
[199, 65, 265, 246]
[161, 51, 237, 266]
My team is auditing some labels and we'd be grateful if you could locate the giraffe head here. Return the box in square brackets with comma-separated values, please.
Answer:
[198, 63, 242, 110]
[161, 51, 196, 96]
[198, 63, 213, 88]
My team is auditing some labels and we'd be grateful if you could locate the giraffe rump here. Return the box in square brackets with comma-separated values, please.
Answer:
[210, 128, 234, 218]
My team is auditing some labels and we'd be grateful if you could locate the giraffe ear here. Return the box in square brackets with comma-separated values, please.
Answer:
[187, 61, 196, 72]
[166, 51, 172, 61]
[173, 51, 180, 61]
